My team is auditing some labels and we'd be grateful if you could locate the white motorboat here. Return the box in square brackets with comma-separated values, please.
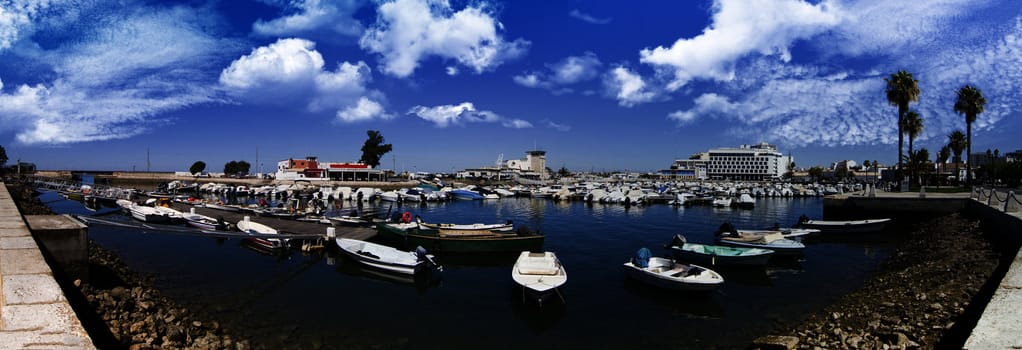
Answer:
[512, 251, 567, 305]
[415, 216, 514, 235]
[237, 217, 286, 250]
[716, 231, 805, 255]
[735, 193, 755, 208]
[182, 208, 230, 231]
[336, 238, 439, 275]
[712, 197, 733, 208]
[798, 217, 891, 233]
[667, 235, 774, 266]
[623, 248, 724, 291]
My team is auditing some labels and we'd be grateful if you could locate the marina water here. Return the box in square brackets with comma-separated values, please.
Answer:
[44, 192, 901, 349]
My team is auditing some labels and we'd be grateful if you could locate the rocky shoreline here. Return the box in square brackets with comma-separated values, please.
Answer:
[7, 182, 249, 350]
[758, 213, 1000, 349]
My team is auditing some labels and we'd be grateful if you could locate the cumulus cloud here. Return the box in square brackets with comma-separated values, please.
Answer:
[513, 52, 602, 92]
[640, 0, 842, 90]
[0, 3, 241, 144]
[604, 66, 655, 107]
[252, 0, 365, 40]
[569, 9, 611, 25]
[668, 93, 737, 125]
[542, 120, 571, 132]
[360, 0, 530, 77]
[220, 38, 389, 122]
[408, 102, 530, 128]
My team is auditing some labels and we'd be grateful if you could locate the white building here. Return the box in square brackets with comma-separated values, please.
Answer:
[505, 150, 548, 180]
[661, 142, 792, 181]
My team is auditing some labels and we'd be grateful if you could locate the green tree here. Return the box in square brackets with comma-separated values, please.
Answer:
[557, 166, 571, 178]
[237, 161, 251, 175]
[358, 130, 393, 168]
[886, 70, 920, 181]
[189, 161, 206, 175]
[0, 145, 6, 176]
[907, 148, 932, 186]
[947, 130, 967, 184]
[808, 166, 825, 182]
[224, 161, 238, 175]
[954, 85, 986, 186]
[900, 110, 924, 183]
[937, 145, 951, 174]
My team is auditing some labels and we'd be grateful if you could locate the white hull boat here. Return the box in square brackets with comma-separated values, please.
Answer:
[336, 238, 438, 275]
[512, 251, 567, 305]
[799, 218, 891, 233]
[237, 217, 286, 250]
[623, 254, 724, 291]
[716, 232, 805, 255]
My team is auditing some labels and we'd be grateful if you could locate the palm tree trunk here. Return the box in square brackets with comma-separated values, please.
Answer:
[966, 119, 973, 186]
[908, 137, 914, 188]
[897, 105, 905, 190]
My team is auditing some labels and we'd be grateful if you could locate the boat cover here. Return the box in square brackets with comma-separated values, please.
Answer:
[633, 247, 652, 268]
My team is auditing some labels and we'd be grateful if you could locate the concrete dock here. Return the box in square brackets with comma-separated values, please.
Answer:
[0, 183, 94, 349]
[166, 201, 378, 241]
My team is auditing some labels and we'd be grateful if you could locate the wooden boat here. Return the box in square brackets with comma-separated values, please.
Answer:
[798, 217, 891, 233]
[737, 228, 816, 239]
[415, 216, 514, 235]
[512, 251, 566, 305]
[375, 222, 543, 253]
[667, 235, 774, 266]
[624, 248, 724, 291]
[716, 232, 804, 255]
[335, 238, 439, 275]
[236, 217, 286, 250]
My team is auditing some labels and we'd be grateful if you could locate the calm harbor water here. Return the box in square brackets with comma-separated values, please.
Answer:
[45, 192, 902, 349]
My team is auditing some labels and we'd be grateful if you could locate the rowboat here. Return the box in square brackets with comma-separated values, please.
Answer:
[666, 235, 774, 266]
[335, 238, 439, 275]
[716, 232, 804, 255]
[624, 248, 724, 291]
[737, 228, 817, 239]
[798, 217, 891, 233]
[512, 251, 566, 305]
[415, 216, 514, 235]
[375, 222, 544, 253]
[236, 217, 286, 250]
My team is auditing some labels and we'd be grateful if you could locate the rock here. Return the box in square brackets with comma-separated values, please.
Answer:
[73, 279, 82, 287]
[111, 286, 127, 298]
[929, 303, 943, 310]
[751, 335, 799, 350]
[130, 321, 145, 333]
[193, 320, 203, 328]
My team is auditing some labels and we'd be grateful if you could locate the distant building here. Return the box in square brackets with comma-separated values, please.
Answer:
[457, 150, 549, 180]
[8, 161, 36, 174]
[275, 156, 385, 181]
[660, 142, 792, 181]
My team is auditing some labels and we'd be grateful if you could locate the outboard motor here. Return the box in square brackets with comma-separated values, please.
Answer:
[633, 247, 652, 268]
[415, 246, 442, 272]
[797, 214, 810, 227]
[215, 216, 229, 231]
[666, 234, 687, 248]
[515, 225, 536, 236]
[715, 222, 739, 237]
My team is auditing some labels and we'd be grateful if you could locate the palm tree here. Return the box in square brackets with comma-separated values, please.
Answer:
[954, 85, 987, 186]
[900, 110, 924, 185]
[937, 145, 951, 173]
[886, 71, 921, 184]
[947, 130, 966, 184]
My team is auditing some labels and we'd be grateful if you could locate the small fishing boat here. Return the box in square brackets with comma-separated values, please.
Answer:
[236, 217, 286, 250]
[512, 251, 566, 305]
[735, 193, 755, 208]
[182, 208, 231, 231]
[623, 248, 724, 291]
[415, 216, 514, 235]
[712, 197, 732, 208]
[666, 235, 774, 266]
[116, 199, 183, 224]
[375, 222, 544, 253]
[336, 238, 439, 275]
[715, 232, 804, 255]
[797, 216, 891, 233]
[737, 228, 816, 239]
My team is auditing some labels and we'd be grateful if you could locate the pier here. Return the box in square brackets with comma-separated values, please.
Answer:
[0, 183, 94, 349]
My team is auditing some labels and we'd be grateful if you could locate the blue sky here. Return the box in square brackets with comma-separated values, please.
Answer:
[2, 0, 1022, 173]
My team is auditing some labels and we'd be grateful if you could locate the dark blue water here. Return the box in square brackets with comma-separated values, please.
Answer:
[44, 192, 900, 349]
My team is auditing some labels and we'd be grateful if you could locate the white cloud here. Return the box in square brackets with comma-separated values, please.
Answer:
[542, 120, 571, 132]
[360, 0, 530, 77]
[446, 66, 459, 76]
[253, 0, 365, 40]
[569, 9, 611, 25]
[0, 3, 241, 144]
[639, 0, 842, 90]
[220, 38, 388, 120]
[515, 52, 602, 93]
[337, 97, 393, 122]
[667, 93, 736, 125]
[407, 102, 530, 128]
[604, 66, 655, 107]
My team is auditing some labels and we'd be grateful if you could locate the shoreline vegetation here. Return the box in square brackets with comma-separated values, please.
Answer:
[4, 180, 1006, 349]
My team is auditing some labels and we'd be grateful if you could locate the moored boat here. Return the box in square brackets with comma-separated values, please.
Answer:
[797, 216, 891, 233]
[182, 208, 231, 231]
[666, 235, 774, 267]
[512, 251, 566, 305]
[448, 189, 484, 200]
[623, 248, 724, 291]
[237, 217, 286, 250]
[415, 216, 514, 235]
[336, 238, 440, 275]
[375, 222, 543, 253]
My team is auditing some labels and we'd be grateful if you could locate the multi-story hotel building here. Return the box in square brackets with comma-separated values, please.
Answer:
[660, 142, 792, 181]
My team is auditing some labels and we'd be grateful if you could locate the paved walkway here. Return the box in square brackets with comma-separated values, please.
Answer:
[964, 189, 1022, 349]
[0, 183, 94, 349]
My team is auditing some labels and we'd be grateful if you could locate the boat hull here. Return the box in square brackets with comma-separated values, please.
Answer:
[376, 223, 543, 253]
[336, 238, 425, 275]
[669, 243, 774, 266]
[715, 237, 804, 255]
[623, 258, 723, 291]
[800, 219, 890, 234]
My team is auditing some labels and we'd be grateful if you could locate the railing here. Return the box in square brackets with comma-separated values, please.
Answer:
[971, 187, 1021, 213]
